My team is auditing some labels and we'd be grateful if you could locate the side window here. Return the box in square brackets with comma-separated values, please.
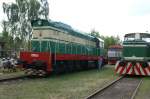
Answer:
[102, 42, 104, 48]
[99, 42, 104, 48]
[99, 42, 101, 47]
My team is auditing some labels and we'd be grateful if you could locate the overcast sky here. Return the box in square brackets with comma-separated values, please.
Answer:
[1, 0, 150, 40]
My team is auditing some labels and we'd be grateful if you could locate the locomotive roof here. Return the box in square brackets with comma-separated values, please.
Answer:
[31, 19, 102, 42]
[125, 33, 150, 38]
[96, 37, 104, 42]
[109, 45, 123, 49]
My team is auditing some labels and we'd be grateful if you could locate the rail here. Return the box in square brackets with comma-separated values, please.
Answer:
[86, 76, 142, 99]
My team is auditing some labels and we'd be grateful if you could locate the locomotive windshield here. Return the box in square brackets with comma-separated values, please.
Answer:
[141, 33, 150, 42]
[124, 33, 150, 42]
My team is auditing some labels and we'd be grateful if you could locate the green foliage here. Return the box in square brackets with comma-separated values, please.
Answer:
[2, 31, 23, 51]
[103, 35, 121, 49]
[1, 20, 12, 51]
[90, 29, 121, 49]
[1, 20, 25, 57]
[39, 0, 49, 19]
[90, 29, 100, 38]
[2, 0, 49, 50]
[28, 0, 41, 21]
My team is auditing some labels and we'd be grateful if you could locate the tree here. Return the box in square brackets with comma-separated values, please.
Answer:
[90, 29, 121, 48]
[1, 20, 20, 54]
[39, 0, 49, 19]
[90, 29, 100, 38]
[2, 0, 49, 50]
[103, 36, 121, 49]
[3, 3, 19, 39]
[27, 0, 41, 21]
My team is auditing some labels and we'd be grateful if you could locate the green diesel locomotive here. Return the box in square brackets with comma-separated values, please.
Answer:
[115, 33, 150, 76]
[20, 19, 105, 76]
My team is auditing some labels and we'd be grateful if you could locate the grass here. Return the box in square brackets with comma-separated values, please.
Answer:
[0, 66, 118, 99]
[135, 77, 150, 99]
[0, 70, 24, 79]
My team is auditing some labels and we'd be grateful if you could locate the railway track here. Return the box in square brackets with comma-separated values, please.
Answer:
[86, 76, 142, 99]
[0, 75, 28, 83]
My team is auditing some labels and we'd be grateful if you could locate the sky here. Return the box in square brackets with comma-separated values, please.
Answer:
[1, 0, 150, 40]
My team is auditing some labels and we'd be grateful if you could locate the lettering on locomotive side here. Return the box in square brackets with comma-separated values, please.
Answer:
[31, 54, 39, 57]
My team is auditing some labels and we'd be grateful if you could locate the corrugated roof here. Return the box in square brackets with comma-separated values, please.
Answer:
[31, 19, 96, 41]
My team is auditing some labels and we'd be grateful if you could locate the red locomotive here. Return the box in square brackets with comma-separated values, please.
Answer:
[107, 45, 122, 65]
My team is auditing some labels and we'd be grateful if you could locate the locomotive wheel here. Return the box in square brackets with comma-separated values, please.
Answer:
[38, 70, 46, 77]
[25, 69, 33, 75]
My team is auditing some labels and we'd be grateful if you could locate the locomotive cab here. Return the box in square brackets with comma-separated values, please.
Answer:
[115, 33, 150, 76]
[123, 33, 150, 61]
